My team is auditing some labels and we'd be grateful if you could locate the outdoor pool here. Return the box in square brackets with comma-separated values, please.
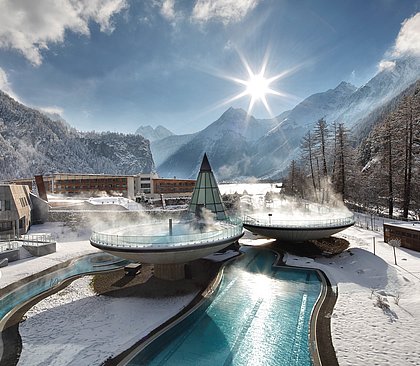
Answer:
[0, 253, 128, 321]
[126, 248, 322, 365]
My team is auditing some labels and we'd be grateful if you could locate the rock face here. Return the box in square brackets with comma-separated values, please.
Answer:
[0, 91, 154, 180]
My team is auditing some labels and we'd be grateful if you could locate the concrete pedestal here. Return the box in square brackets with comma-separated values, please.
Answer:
[22, 242, 56, 257]
[154, 263, 185, 281]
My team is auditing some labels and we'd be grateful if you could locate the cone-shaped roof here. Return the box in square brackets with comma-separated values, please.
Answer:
[188, 154, 227, 220]
[200, 153, 212, 172]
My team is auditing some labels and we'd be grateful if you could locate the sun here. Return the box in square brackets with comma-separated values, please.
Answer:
[245, 73, 271, 101]
[223, 54, 292, 116]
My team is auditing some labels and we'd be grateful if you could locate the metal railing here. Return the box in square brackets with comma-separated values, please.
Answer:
[90, 218, 243, 249]
[0, 234, 55, 251]
[19, 234, 55, 246]
[0, 241, 19, 253]
[242, 214, 355, 229]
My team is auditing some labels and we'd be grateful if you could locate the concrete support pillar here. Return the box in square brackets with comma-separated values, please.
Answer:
[154, 263, 185, 280]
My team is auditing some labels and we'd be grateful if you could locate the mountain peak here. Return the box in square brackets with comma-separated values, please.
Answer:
[335, 81, 357, 93]
[222, 107, 248, 117]
[135, 124, 174, 142]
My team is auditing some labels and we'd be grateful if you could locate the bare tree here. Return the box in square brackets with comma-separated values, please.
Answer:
[313, 118, 329, 178]
[301, 131, 318, 195]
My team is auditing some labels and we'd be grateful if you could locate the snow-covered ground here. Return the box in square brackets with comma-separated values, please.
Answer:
[285, 226, 420, 366]
[1, 221, 420, 365]
[18, 277, 196, 366]
[0, 222, 97, 289]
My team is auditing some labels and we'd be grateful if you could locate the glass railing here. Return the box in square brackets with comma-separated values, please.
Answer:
[90, 218, 243, 249]
[243, 214, 355, 228]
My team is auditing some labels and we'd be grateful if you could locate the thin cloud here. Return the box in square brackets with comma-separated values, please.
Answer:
[392, 12, 420, 57]
[38, 106, 65, 117]
[0, 0, 128, 66]
[191, 0, 260, 25]
[160, 0, 177, 20]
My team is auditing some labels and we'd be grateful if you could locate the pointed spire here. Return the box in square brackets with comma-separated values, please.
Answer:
[188, 153, 227, 220]
[200, 153, 211, 172]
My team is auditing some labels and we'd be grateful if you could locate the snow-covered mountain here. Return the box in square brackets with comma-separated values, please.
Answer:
[156, 57, 419, 180]
[336, 57, 420, 128]
[135, 125, 174, 142]
[157, 108, 282, 179]
[0, 91, 154, 180]
[151, 132, 197, 167]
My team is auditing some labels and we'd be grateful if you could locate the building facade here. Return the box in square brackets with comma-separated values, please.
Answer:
[0, 184, 31, 236]
[153, 178, 196, 196]
[134, 173, 159, 196]
[384, 222, 420, 252]
[9, 172, 197, 203]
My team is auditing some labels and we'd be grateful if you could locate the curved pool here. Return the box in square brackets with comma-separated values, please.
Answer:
[125, 248, 322, 366]
[0, 253, 128, 322]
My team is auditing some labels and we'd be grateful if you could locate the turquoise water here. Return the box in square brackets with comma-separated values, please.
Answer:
[0, 253, 128, 321]
[128, 248, 322, 366]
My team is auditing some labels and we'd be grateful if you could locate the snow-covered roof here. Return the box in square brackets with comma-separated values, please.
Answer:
[384, 222, 420, 232]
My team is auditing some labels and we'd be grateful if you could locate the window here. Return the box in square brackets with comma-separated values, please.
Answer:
[0, 222, 12, 231]
[5, 200, 11, 210]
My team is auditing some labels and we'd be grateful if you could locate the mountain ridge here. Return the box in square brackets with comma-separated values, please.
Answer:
[0, 91, 154, 180]
[156, 57, 419, 180]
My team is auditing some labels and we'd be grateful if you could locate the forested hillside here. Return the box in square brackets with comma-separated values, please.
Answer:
[283, 81, 420, 219]
[0, 91, 154, 180]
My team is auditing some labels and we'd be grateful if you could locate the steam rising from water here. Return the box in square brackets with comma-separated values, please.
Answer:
[220, 182, 352, 221]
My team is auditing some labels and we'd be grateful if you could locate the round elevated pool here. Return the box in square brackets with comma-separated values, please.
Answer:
[90, 218, 243, 264]
[243, 213, 354, 242]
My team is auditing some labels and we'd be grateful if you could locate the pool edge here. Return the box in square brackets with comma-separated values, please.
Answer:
[112, 253, 241, 366]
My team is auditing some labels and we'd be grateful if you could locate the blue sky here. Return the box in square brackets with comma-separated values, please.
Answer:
[0, 0, 419, 134]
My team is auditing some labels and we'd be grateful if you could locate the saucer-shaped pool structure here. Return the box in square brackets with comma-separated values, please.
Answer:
[243, 212, 354, 242]
[90, 218, 243, 264]
[90, 154, 243, 267]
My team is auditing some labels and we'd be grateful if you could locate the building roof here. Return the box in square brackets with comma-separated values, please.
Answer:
[188, 154, 227, 220]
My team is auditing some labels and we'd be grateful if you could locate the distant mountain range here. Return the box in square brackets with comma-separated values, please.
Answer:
[153, 57, 420, 180]
[0, 91, 154, 180]
[135, 125, 174, 142]
[1, 57, 418, 183]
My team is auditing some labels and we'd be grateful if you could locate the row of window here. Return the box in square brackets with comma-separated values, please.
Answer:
[156, 182, 195, 187]
[55, 178, 127, 184]
[56, 184, 127, 190]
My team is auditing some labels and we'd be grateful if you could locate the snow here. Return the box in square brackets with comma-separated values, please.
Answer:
[18, 276, 195, 366]
[87, 196, 143, 211]
[2, 220, 420, 365]
[0, 222, 97, 290]
[285, 225, 420, 366]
